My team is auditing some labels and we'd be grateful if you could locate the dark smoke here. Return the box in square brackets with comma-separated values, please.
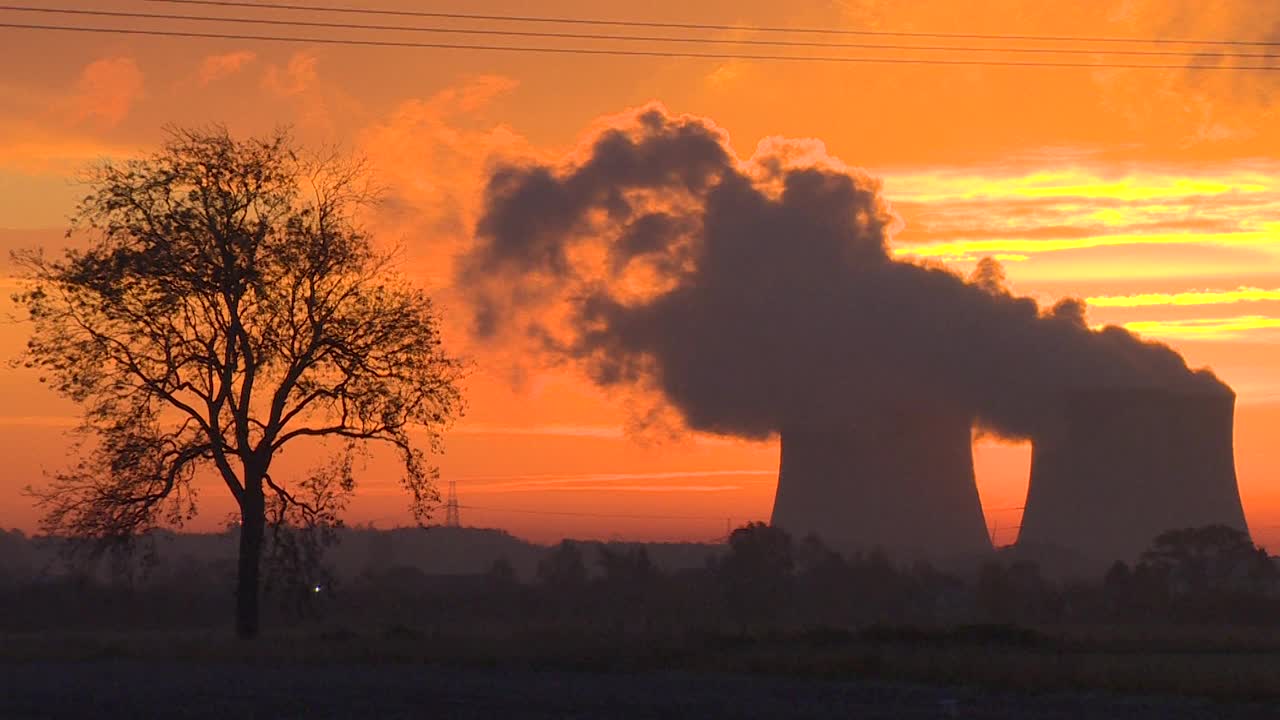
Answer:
[460, 104, 1227, 441]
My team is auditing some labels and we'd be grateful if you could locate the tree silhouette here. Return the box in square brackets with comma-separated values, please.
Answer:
[1140, 525, 1273, 596]
[537, 540, 588, 590]
[14, 126, 464, 638]
[597, 545, 659, 632]
[718, 522, 794, 631]
[536, 540, 589, 622]
[794, 534, 856, 626]
[1137, 524, 1277, 621]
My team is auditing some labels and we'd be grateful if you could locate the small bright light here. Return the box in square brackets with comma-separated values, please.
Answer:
[312, 584, 322, 593]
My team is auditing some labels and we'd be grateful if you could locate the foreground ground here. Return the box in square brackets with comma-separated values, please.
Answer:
[3, 626, 1280, 718]
[3, 661, 1279, 719]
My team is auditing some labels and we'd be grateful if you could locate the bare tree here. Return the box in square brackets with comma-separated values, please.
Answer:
[14, 126, 465, 638]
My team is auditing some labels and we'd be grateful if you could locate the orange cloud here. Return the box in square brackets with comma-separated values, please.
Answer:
[706, 61, 748, 89]
[0, 416, 78, 429]
[357, 76, 528, 288]
[198, 51, 256, 86]
[262, 52, 317, 96]
[68, 57, 144, 127]
[0, 125, 136, 175]
[430, 74, 518, 113]
[457, 469, 774, 494]
[453, 423, 624, 438]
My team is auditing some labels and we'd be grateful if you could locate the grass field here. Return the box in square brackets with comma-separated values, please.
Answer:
[3, 623, 1279, 704]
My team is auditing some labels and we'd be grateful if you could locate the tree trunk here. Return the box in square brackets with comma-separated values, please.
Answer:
[236, 488, 266, 639]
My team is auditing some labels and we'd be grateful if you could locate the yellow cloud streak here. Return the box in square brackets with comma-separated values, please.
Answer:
[887, 169, 1272, 203]
[1120, 315, 1280, 341]
[1088, 287, 1280, 308]
[895, 229, 1280, 259]
[997, 178, 1266, 201]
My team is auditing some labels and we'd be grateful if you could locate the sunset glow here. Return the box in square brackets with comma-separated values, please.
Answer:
[2, 0, 1279, 554]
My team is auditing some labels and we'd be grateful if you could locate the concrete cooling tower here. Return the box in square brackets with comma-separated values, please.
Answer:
[770, 408, 992, 561]
[1017, 387, 1248, 569]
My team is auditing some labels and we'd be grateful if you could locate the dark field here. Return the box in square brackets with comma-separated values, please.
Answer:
[3, 660, 1279, 720]
[3, 628, 1280, 719]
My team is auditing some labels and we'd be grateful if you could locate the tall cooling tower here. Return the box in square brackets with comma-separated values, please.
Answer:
[769, 408, 992, 560]
[1017, 388, 1248, 568]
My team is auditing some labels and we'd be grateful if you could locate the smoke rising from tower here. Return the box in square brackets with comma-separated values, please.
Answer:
[460, 104, 1226, 442]
[457, 104, 1246, 559]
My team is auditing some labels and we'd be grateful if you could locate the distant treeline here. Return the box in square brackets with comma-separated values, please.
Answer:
[1, 523, 1276, 633]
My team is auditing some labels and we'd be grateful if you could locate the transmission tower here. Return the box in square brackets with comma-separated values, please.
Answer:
[444, 477, 461, 528]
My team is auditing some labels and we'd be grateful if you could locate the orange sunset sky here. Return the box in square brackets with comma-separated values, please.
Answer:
[2, 1, 1279, 550]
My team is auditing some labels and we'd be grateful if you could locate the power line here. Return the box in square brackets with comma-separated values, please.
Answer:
[5, 21, 1280, 71]
[6, 6, 1280, 60]
[147, 0, 1280, 48]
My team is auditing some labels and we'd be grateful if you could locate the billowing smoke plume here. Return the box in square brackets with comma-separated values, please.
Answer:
[460, 105, 1226, 440]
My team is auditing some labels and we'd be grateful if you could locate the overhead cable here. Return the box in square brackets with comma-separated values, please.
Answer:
[3, 5, 1278, 60]
[4, 22, 1280, 71]
[145, 0, 1280, 48]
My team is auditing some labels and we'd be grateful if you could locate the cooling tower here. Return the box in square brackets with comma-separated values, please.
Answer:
[1017, 387, 1248, 569]
[770, 408, 992, 560]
